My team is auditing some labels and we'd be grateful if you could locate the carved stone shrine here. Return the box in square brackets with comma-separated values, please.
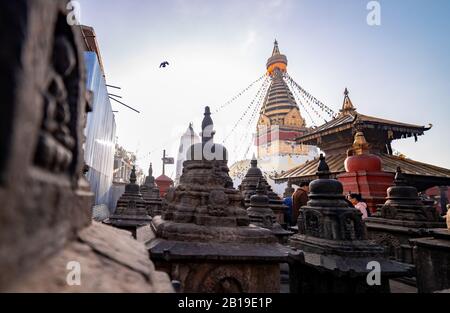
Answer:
[0, 0, 172, 292]
[105, 165, 152, 242]
[240, 157, 287, 225]
[412, 229, 450, 293]
[289, 155, 413, 293]
[366, 167, 446, 264]
[247, 179, 292, 243]
[141, 163, 163, 216]
[148, 107, 296, 293]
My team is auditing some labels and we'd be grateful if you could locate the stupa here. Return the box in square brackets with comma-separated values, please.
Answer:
[337, 131, 395, 213]
[140, 163, 163, 216]
[288, 155, 413, 293]
[105, 166, 152, 242]
[366, 167, 446, 264]
[247, 179, 293, 243]
[148, 107, 297, 293]
[240, 157, 288, 225]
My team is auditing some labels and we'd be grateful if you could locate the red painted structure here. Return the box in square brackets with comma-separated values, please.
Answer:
[155, 174, 173, 198]
[337, 132, 394, 214]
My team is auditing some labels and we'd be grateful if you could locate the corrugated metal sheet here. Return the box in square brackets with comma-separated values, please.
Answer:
[84, 52, 117, 210]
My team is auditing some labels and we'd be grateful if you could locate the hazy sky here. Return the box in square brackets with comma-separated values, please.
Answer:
[77, 0, 450, 177]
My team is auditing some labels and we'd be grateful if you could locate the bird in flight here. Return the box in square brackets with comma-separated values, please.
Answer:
[160, 61, 170, 68]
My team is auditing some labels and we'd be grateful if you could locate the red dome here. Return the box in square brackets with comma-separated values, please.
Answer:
[345, 154, 382, 173]
[155, 174, 173, 183]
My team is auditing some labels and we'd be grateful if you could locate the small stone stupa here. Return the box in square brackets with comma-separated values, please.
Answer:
[247, 179, 293, 243]
[148, 107, 296, 293]
[240, 157, 288, 225]
[289, 155, 413, 293]
[105, 166, 152, 242]
[366, 167, 446, 264]
[140, 163, 163, 216]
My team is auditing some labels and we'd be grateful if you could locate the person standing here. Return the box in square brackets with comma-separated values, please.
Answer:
[349, 193, 369, 219]
[292, 182, 309, 226]
[283, 196, 293, 227]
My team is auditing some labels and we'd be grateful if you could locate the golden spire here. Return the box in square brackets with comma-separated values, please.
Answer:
[266, 40, 288, 76]
[340, 88, 357, 116]
[272, 39, 280, 56]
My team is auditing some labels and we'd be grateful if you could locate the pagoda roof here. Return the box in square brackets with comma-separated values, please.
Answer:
[297, 89, 432, 145]
[274, 153, 450, 191]
[297, 112, 431, 145]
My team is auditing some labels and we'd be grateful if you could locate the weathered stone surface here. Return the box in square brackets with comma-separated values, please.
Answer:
[7, 222, 172, 293]
[289, 155, 413, 293]
[412, 229, 450, 293]
[366, 167, 446, 264]
[149, 107, 297, 293]
[0, 0, 93, 290]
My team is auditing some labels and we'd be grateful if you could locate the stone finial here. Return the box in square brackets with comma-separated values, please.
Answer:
[130, 165, 137, 184]
[316, 154, 330, 179]
[201, 106, 215, 144]
[251, 155, 258, 168]
[148, 163, 153, 177]
[394, 167, 408, 186]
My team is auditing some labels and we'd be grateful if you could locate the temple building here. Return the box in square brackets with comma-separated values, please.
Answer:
[257, 41, 318, 171]
[230, 41, 318, 195]
[276, 89, 450, 193]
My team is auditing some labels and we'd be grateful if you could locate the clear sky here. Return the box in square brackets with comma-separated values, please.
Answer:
[77, 0, 450, 177]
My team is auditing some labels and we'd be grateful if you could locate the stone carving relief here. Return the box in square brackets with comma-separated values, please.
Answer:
[34, 16, 80, 175]
[305, 211, 322, 238]
[191, 266, 248, 293]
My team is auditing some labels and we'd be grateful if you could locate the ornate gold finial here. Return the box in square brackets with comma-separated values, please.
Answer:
[352, 132, 369, 155]
[340, 88, 356, 115]
[272, 39, 280, 56]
